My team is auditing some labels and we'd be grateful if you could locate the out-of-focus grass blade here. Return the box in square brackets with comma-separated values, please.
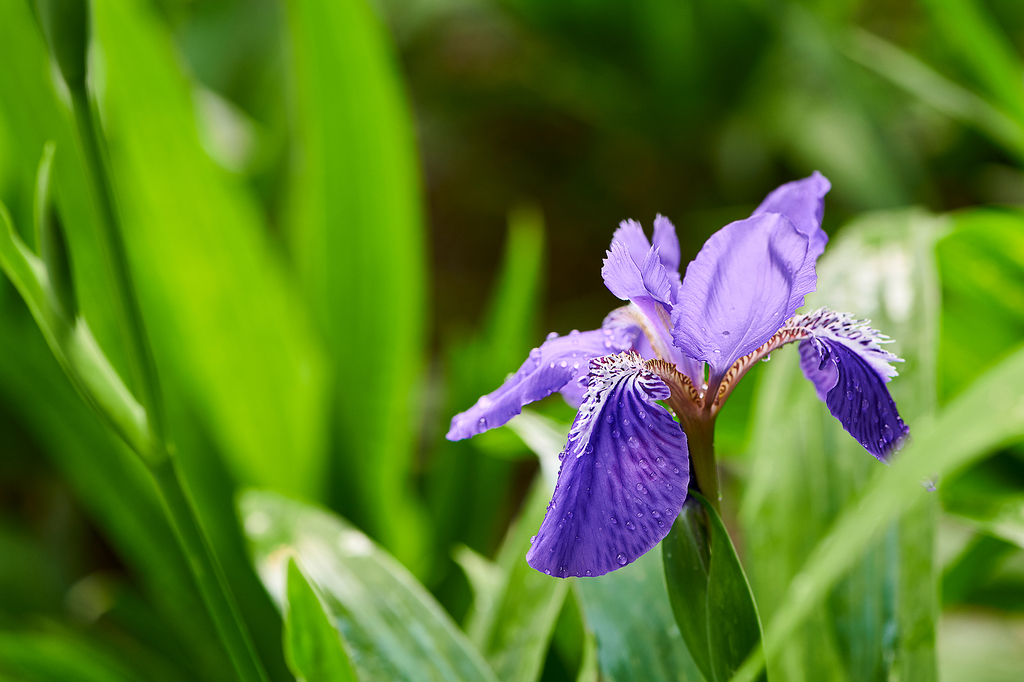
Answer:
[663, 494, 763, 682]
[283, 0, 428, 568]
[936, 208, 1024, 403]
[575, 545, 705, 682]
[0, 632, 139, 682]
[433, 207, 546, 564]
[843, 29, 1024, 164]
[732, 343, 1024, 682]
[90, 0, 331, 499]
[285, 559, 359, 682]
[918, 0, 1024, 130]
[941, 458, 1024, 550]
[741, 209, 946, 681]
[0, 312, 234, 682]
[941, 534, 1018, 606]
[240, 490, 500, 682]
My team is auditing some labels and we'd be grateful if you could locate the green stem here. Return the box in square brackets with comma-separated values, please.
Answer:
[70, 85, 166, 444]
[685, 416, 720, 513]
[152, 457, 270, 682]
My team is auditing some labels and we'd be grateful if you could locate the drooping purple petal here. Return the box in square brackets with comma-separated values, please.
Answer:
[671, 212, 809, 379]
[753, 172, 831, 312]
[526, 352, 690, 578]
[446, 325, 639, 441]
[793, 308, 908, 461]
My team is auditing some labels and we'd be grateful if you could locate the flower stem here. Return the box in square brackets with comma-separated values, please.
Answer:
[684, 416, 720, 513]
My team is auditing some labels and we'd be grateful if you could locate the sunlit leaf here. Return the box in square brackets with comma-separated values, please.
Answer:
[90, 0, 331, 500]
[285, 559, 359, 682]
[283, 0, 428, 568]
[241, 490, 499, 682]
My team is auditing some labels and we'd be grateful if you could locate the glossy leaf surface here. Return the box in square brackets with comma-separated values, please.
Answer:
[241, 490, 499, 682]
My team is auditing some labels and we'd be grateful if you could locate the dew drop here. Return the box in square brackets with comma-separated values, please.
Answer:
[623, 417, 630, 426]
[651, 510, 661, 518]
[546, 331, 559, 341]
[585, 570, 592, 576]
[560, 360, 568, 368]
[673, 467, 680, 474]
[638, 410, 646, 419]
[846, 390, 855, 401]
[605, 414, 615, 424]
[714, 349, 721, 354]
[573, 362, 580, 369]
[611, 429, 620, 438]
[616, 553, 627, 566]
[655, 457, 664, 465]
[861, 399, 869, 412]
[478, 417, 487, 428]
[549, 362, 556, 369]
[636, 483, 643, 492]
[545, 569, 551, 575]
[666, 483, 673, 491]
[530, 535, 537, 544]
[584, 443, 594, 455]
[610, 517, 618, 525]
[626, 521, 635, 530]
[628, 436, 640, 450]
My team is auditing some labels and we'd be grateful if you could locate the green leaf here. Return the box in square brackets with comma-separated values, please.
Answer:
[843, 29, 1024, 163]
[575, 544, 705, 682]
[0, 632, 139, 682]
[90, 0, 331, 499]
[663, 492, 763, 682]
[917, 0, 1024, 130]
[431, 207, 546, 565]
[240, 490, 499, 682]
[732, 342, 1024, 682]
[285, 559, 359, 682]
[740, 209, 946, 682]
[936, 208, 1024, 403]
[452, 411, 567, 682]
[283, 0, 428, 568]
[0, 197, 154, 462]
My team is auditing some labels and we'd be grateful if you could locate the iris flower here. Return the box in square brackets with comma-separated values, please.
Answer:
[447, 173, 909, 578]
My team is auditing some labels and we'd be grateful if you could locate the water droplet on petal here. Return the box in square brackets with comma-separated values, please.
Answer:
[478, 417, 487, 428]
[616, 553, 628, 566]
[530, 535, 537, 544]
[611, 429, 620, 438]
[549, 362, 556, 369]
[673, 467, 680, 474]
[651, 510, 661, 518]
[545, 569, 551, 575]
[628, 436, 640, 450]
[585, 570, 592, 576]
[861, 399, 869, 412]
[605, 414, 615, 424]
[547, 332, 559, 341]
[584, 443, 594, 455]
[722, 330, 730, 336]
[846, 390, 854, 401]
[610, 516, 618, 525]
[625, 521, 635, 530]
[638, 410, 646, 419]
[622, 417, 630, 426]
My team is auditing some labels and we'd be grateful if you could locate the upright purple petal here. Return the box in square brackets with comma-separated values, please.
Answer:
[526, 352, 690, 578]
[753, 171, 831, 258]
[447, 325, 638, 441]
[612, 220, 653, 266]
[753, 172, 831, 312]
[652, 215, 681, 273]
[671, 213, 809, 379]
[793, 308, 908, 461]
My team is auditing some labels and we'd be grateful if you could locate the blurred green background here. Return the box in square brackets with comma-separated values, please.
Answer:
[2, 0, 1024, 680]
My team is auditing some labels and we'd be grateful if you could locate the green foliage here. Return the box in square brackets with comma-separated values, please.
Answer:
[1, 0, 1023, 681]
[664, 493, 763, 682]
[284, 560, 359, 682]
[241, 490, 499, 682]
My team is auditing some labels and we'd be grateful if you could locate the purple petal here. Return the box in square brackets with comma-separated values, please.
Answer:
[800, 337, 908, 461]
[652, 215, 681, 273]
[793, 308, 908, 461]
[671, 212, 808, 379]
[526, 352, 690, 578]
[612, 220, 653, 266]
[753, 172, 831, 311]
[447, 326, 638, 440]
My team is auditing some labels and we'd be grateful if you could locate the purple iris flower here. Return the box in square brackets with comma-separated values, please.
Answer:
[447, 172, 909, 578]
